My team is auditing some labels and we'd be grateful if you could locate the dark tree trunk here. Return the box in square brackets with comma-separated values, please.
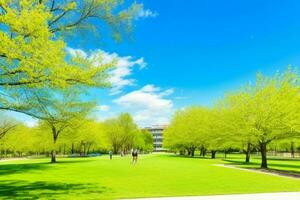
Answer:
[113, 143, 118, 154]
[187, 150, 191, 156]
[71, 143, 74, 154]
[211, 150, 217, 159]
[291, 142, 295, 158]
[200, 147, 206, 157]
[259, 142, 268, 169]
[245, 143, 251, 163]
[51, 127, 58, 163]
[51, 150, 56, 163]
[224, 150, 227, 159]
[83, 143, 87, 156]
[203, 148, 206, 157]
[191, 150, 194, 157]
[190, 147, 195, 157]
[200, 147, 204, 157]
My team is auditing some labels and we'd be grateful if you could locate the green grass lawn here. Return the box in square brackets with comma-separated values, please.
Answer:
[0, 153, 299, 199]
[224, 153, 300, 173]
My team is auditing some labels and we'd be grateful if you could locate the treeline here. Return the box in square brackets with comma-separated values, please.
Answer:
[164, 68, 300, 168]
[0, 113, 153, 159]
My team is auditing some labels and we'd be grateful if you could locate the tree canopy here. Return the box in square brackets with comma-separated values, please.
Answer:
[164, 68, 300, 168]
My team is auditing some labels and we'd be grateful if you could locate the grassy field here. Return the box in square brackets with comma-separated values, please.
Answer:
[0, 153, 299, 199]
[224, 153, 300, 173]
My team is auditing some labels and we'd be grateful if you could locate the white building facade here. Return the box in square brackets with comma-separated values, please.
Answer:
[145, 125, 167, 152]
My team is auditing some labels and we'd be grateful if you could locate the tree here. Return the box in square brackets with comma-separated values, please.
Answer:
[138, 129, 154, 152]
[224, 69, 300, 168]
[164, 107, 212, 157]
[29, 88, 94, 162]
[0, 0, 141, 118]
[104, 113, 144, 154]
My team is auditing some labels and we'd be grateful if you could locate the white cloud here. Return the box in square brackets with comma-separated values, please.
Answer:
[114, 85, 174, 127]
[96, 105, 110, 112]
[66, 48, 146, 95]
[137, 8, 158, 19]
[66, 47, 87, 58]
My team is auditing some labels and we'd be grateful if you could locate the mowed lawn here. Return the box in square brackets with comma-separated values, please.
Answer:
[0, 154, 299, 199]
[224, 154, 300, 173]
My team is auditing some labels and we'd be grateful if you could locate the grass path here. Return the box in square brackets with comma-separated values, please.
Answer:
[0, 153, 299, 199]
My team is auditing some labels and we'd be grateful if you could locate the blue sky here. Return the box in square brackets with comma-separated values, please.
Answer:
[22, 0, 300, 127]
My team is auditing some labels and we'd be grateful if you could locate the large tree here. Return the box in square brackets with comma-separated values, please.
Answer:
[104, 113, 141, 154]
[225, 69, 300, 168]
[28, 88, 95, 162]
[0, 0, 141, 118]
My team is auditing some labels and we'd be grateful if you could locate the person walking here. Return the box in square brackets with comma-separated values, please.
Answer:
[132, 149, 138, 164]
[109, 150, 113, 160]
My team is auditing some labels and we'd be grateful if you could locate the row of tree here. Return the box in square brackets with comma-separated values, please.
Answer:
[164, 68, 300, 168]
[0, 113, 153, 159]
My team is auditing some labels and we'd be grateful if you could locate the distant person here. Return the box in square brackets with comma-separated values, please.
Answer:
[132, 149, 138, 164]
[109, 151, 113, 160]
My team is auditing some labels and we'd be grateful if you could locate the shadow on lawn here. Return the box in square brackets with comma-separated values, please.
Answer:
[0, 180, 109, 199]
[162, 154, 212, 160]
[224, 159, 300, 169]
[0, 158, 94, 176]
[224, 159, 300, 175]
[0, 163, 49, 176]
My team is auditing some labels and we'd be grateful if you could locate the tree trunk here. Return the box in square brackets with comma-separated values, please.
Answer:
[200, 147, 206, 157]
[83, 144, 86, 156]
[200, 147, 204, 157]
[51, 127, 58, 163]
[245, 143, 251, 163]
[71, 143, 74, 154]
[211, 150, 217, 159]
[51, 150, 56, 163]
[190, 147, 195, 157]
[291, 142, 295, 158]
[224, 150, 227, 159]
[259, 142, 268, 169]
[187, 148, 191, 156]
[203, 148, 206, 157]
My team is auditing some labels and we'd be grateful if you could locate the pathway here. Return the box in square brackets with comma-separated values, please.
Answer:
[124, 192, 300, 200]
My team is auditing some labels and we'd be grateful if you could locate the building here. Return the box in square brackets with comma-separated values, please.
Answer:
[144, 125, 167, 152]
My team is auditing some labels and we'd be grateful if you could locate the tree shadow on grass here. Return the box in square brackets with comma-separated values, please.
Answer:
[0, 158, 95, 176]
[224, 159, 300, 170]
[223, 159, 258, 166]
[162, 154, 212, 160]
[0, 180, 109, 199]
[267, 157, 300, 161]
[223, 159, 300, 177]
[0, 163, 50, 176]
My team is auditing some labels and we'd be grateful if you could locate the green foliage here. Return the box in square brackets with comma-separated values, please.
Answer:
[164, 68, 300, 167]
[0, 0, 141, 118]
[104, 113, 151, 154]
